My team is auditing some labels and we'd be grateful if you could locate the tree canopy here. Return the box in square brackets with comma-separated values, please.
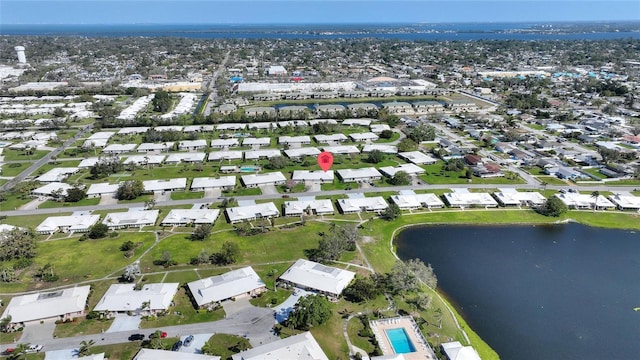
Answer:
[0, 229, 37, 261]
[540, 196, 568, 217]
[152, 90, 172, 113]
[286, 294, 332, 330]
[116, 179, 144, 200]
[405, 123, 436, 143]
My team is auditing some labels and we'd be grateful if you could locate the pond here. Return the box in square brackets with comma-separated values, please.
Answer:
[395, 223, 640, 360]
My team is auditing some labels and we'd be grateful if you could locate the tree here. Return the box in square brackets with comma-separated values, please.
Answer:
[190, 224, 213, 241]
[78, 339, 95, 356]
[89, 156, 122, 179]
[0, 229, 37, 261]
[190, 249, 210, 265]
[64, 186, 86, 202]
[380, 203, 401, 221]
[540, 196, 568, 217]
[9, 343, 30, 360]
[88, 223, 109, 239]
[591, 191, 601, 211]
[389, 171, 411, 186]
[212, 241, 240, 265]
[264, 156, 289, 170]
[343, 276, 381, 303]
[313, 223, 359, 261]
[160, 251, 175, 267]
[120, 240, 135, 252]
[387, 260, 419, 294]
[406, 258, 437, 288]
[405, 123, 436, 143]
[396, 138, 417, 152]
[116, 179, 144, 200]
[0, 316, 11, 332]
[152, 90, 172, 113]
[286, 295, 332, 330]
[379, 129, 394, 139]
[366, 150, 385, 164]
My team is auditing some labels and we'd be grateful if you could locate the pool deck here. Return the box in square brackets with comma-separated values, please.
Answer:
[370, 316, 436, 360]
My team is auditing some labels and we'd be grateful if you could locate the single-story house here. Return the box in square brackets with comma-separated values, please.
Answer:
[36, 214, 100, 234]
[133, 349, 219, 360]
[164, 152, 207, 164]
[278, 136, 311, 146]
[554, 192, 616, 210]
[154, 125, 183, 132]
[210, 139, 240, 149]
[32, 182, 74, 198]
[93, 283, 179, 316]
[361, 144, 398, 153]
[103, 209, 159, 229]
[244, 149, 282, 160]
[187, 266, 266, 308]
[143, 178, 187, 192]
[137, 142, 174, 152]
[216, 123, 246, 131]
[441, 341, 482, 360]
[178, 139, 208, 151]
[123, 155, 165, 165]
[231, 332, 327, 360]
[161, 209, 221, 226]
[191, 176, 236, 191]
[370, 124, 391, 134]
[390, 190, 445, 210]
[36, 167, 79, 183]
[349, 132, 379, 142]
[102, 143, 137, 154]
[608, 192, 640, 211]
[291, 170, 334, 183]
[242, 137, 271, 147]
[379, 163, 425, 177]
[443, 188, 498, 208]
[284, 147, 321, 158]
[240, 172, 286, 188]
[336, 167, 383, 182]
[342, 118, 372, 127]
[493, 188, 546, 207]
[314, 134, 348, 144]
[278, 259, 355, 300]
[0, 285, 91, 328]
[208, 150, 243, 161]
[225, 202, 280, 224]
[398, 151, 438, 165]
[118, 127, 149, 135]
[322, 145, 360, 154]
[337, 195, 389, 214]
[86, 183, 119, 198]
[284, 199, 335, 216]
[78, 157, 101, 168]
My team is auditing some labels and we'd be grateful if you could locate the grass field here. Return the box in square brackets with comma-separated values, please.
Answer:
[1, 149, 50, 161]
[201, 333, 252, 359]
[140, 286, 226, 329]
[38, 197, 101, 208]
[1, 162, 29, 177]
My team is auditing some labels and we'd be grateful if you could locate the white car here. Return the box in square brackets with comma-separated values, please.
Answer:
[25, 344, 43, 353]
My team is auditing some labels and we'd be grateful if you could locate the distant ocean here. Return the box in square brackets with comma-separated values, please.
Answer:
[2, 23, 640, 40]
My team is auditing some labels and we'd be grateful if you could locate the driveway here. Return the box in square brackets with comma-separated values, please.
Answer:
[273, 288, 311, 324]
[221, 297, 253, 316]
[178, 333, 212, 354]
[106, 315, 141, 333]
[99, 194, 118, 205]
[204, 188, 221, 198]
[306, 182, 321, 192]
[19, 319, 56, 343]
[18, 197, 48, 210]
[259, 184, 278, 195]
[154, 191, 171, 202]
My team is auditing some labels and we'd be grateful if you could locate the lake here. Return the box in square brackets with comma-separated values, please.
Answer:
[395, 223, 640, 360]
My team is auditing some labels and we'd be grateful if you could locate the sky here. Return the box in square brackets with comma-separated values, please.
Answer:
[1, 0, 639, 25]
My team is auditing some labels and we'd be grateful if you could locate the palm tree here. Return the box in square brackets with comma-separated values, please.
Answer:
[591, 191, 601, 211]
[9, 343, 29, 360]
[78, 339, 95, 356]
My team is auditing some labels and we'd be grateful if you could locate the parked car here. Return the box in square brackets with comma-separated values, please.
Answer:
[149, 331, 168, 339]
[171, 340, 183, 352]
[2, 348, 14, 355]
[183, 335, 194, 347]
[128, 334, 145, 341]
[25, 344, 43, 353]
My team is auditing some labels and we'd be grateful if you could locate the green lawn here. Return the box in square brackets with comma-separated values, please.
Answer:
[201, 333, 252, 359]
[1, 149, 50, 161]
[0, 192, 35, 212]
[91, 342, 142, 360]
[38, 197, 101, 209]
[1, 162, 29, 177]
[249, 288, 292, 307]
[140, 286, 225, 328]
[171, 191, 204, 200]
[54, 317, 113, 338]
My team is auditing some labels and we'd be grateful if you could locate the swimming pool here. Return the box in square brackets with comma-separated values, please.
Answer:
[240, 166, 260, 172]
[385, 328, 416, 354]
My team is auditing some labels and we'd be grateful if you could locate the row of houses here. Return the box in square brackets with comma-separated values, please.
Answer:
[1, 259, 354, 328]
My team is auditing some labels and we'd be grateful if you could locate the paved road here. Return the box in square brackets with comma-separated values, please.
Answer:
[1, 303, 275, 354]
[203, 51, 231, 117]
[0, 124, 93, 192]
[0, 182, 636, 218]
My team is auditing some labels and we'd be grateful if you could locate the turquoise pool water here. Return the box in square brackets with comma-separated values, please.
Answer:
[240, 166, 259, 172]
[385, 328, 416, 354]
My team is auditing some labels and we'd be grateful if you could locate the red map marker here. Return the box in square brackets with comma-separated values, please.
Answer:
[318, 151, 334, 172]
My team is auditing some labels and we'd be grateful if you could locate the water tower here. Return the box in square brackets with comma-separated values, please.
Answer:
[14, 46, 27, 64]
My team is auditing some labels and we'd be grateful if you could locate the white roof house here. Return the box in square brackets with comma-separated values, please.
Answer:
[102, 143, 137, 154]
[370, 124, 391, 133]
[191, 176, 236, 191]
[362, 144, 398, 154]
[231, 331, 328, 360]
[314, 134, 348, 143]
[36, 215, 100, 234]
[183, 125, 215, 132]
[87, 131, 116, 140]
[83, 138, 108, 148]
[322, 145, 360, 154]
[608, 192, 640, 210]
[343, 118, 372, 126]
[86, 183, 119, 198]
[1, 285, 91, 325]
[379, 163, 425, 177]
[284, 199, 335, 216]
[78, 157, 101, 168]
[36, 167, 79, 182]
[244, 149, 281, 160]
[441, 341, 482, 360]
[123, 155, 165, 165]
[216, 123, 246, 131]
[179, 139, 208, 151]
[493, 188, 547, 207]
[187, 267, 266, 307]
[165, 152, 207, 163]
[350, 132, 379, 142]
[390, 191, 445, 210]
[279, 259, 355, 299]
[225, 202, 280, 223]
[133, 349, 220, 360]
[292, 170, 334, 183]
[143, 178, 187, 192]
[93, 283, 179, 314]
[240, 172, 286, 188]
[399, 151, 438, 165]
[103, 209, 159, 229]
[118, 127, 149, 135]
[278, 135, 311, 145]
[554, 192, 616, 210]
[284, 147, 321, 158]
[337, 196, 389, 213]
[155, 125, 183, 132]
[443, 188, 499, 208]
[208, 150, 243, 161]
[32, 182, 74, 198]
[162, 209, 221, 226]
[137, 142, 174, 152]
[242, 137, 271, 147]
[210, 138, 240, 148]
[337, 167, 383, 182]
